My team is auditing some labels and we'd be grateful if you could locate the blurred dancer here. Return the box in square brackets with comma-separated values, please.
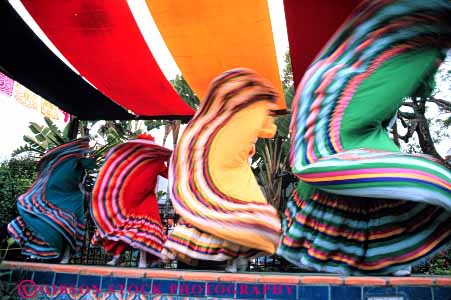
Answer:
[163, 69, 281, 272]
[8, 138, 93, 263]
[279, 0, 451, 275]
[91, 134, 171, 268]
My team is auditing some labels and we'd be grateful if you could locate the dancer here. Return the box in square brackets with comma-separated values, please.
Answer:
[163, 69, 282, 272]
[90, 134, 171, 267]
[8, 138, 93, 263]
[278, 0, 451, 275]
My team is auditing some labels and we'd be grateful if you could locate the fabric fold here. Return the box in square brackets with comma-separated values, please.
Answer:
[280, 0, 451, 275]
[164, 68, 282, 264]
[8, 138, 91, 259]
[90, 136, 171, 259]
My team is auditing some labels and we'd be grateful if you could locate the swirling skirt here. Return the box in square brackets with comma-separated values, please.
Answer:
[163, 220, 259, 265]
[278, 182, 450, 275]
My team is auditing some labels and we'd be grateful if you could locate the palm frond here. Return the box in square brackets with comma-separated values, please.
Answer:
[44, 117, 67, 144]
[62, 123, 71, 140]
[28, 122, 44, 135]
[11, 145, 44, 157]
[256, 138, 289, 212]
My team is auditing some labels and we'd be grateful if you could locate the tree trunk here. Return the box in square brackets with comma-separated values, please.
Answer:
[68, 116, 79, 140]
[79, 121, 89, 137]
[171, 120, 181, 149]
[415, 113, 451, 170]
[392, 122, 400, 147]
[398, 97, 451, 170]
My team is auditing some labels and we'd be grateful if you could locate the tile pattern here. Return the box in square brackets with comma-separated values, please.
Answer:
[1, 262, 450, 300]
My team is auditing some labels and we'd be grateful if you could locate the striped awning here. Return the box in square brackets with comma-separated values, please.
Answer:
[0, 0, 358, 120]
[146, 0, 286, 109]
[0, 0, 135, 120]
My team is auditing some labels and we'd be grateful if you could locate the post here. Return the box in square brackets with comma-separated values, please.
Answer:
[68, 115, 79, 140]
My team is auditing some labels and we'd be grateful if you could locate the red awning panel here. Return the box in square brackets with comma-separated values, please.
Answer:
[21, 0, 194, 118]
[283, 0, 359, 86]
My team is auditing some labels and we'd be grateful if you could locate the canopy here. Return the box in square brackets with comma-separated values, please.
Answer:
[146, 0, 286, 110]
[20, 0, 194, 119]
[0, 0, 134, 120]
[283, 0, 359, 85]
[1, 0, 358, 120]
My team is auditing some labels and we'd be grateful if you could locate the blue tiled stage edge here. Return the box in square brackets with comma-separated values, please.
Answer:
[2, 269, 449, 300]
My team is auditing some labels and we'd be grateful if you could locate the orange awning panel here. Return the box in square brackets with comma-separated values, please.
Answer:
[146, 0, 286, 110]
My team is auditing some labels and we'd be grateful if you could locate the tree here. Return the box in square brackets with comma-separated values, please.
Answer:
[160, 75, 200, 148]
[394, 54, 451, 169]
[0, 157, 37, 234]
[12, 117, 71, 158]
[276, 51, 295, 138]
[254, 50, 295, 213]
[171, 75, 200, 110]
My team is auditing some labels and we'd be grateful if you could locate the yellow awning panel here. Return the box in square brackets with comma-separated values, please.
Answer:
[146, 0, 286, 109]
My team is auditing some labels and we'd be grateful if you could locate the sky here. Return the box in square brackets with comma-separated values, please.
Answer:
[1, 0, 449, 160]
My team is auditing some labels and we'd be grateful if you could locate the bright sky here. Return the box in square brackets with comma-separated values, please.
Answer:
[1, 0, 449, 160]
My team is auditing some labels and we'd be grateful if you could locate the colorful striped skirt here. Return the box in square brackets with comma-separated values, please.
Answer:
[164, 69, 281, 264]
[279, 0, 451, 274]
[90, 137, 171, 260]
[8, 138, 92, 259]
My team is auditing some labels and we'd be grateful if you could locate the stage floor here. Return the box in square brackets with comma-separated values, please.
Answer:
[1, 261, 450, 300]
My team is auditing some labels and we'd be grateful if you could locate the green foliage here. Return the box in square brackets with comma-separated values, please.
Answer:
[281, 51, 295, 103]
[105, 125, 127, 144]
[276, 51, 295, 138]
[254, 50, 294, 213]
[84, 120, 152, 191]
[414, 250, 451, 275]
[97, 121, 144, 143]
[12, 117, 70, 158]
[157, 190, 168, 201]
[91, 120, 145, 160]
[170, 75, 200, 110]
[0, 157, 37, 228]
[0, 275, 18, 299]
[0, 238, 15, 264]
[145, 119, 170, 131]
[256, 138, 290, 212]
[427, 258, 451, 275]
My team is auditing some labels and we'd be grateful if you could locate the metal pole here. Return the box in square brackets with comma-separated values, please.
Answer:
[68, 115, 79, 139]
